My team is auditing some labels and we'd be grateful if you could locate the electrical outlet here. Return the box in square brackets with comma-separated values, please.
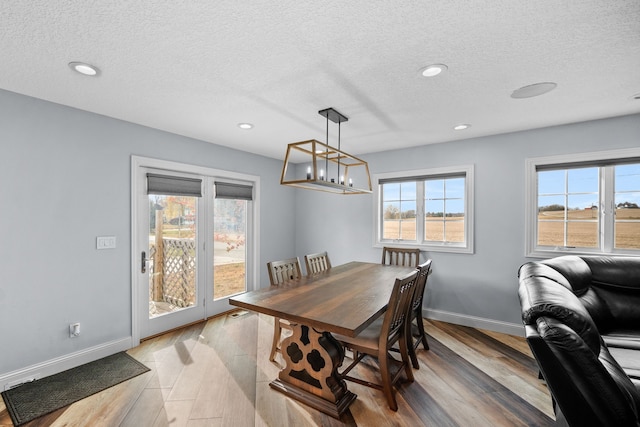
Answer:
[69, 323, 80, 338]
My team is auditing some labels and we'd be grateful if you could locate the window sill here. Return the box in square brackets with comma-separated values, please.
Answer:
[376, 242, 473, 255]
[527, 247, 640, 259]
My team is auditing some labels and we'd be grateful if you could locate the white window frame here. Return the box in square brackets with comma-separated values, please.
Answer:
[373, 165, 474, 254]
[525, 148, 640, 258]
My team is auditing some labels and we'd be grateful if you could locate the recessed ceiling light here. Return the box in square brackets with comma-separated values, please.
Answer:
[68, 62, 100, 76]
[420, 64, 448, 77]
[237, 123, 253, 130]
[631, 92, 640, 100]
[453, 124, 470, 131]
[511, 82, 557, 99]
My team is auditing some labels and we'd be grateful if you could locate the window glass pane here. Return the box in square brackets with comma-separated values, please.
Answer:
[382, 182, 417, 241]
[401, 181, 416, 197]
[567, 195, 598, 216]
[444, 219, 464, 242]
[383, 220, 400, 239]
[425, 179, 444, 199]
[538, 170, 565, 194]
[383, 201, 401, 218]
[400, 200, 416, 240]
[538, 221, 564, 246]
[383, 200, 401, 240]
[399, 222, 416, 240]
[400, 200, 416, 217]
[383, 183, 400, 200]
[425, 219, 443, 241]
[424, 176, 465, 243]
[446, 199, 465, 217]
[426, 200, 443, 216]
[537, 167, 599, 249]
[538, 195, 565, 215]
[567, 221, 598, 248]
[446, 178, 465, 199]
[213, 198, 247, 300]
[148, 195, 197, 318]
[615, 164, 640, 192]
[615, 222, 640, 249]
[616, 191, 640, 210]
[567, 167, 598, 193]
[615, 164, 640, 249]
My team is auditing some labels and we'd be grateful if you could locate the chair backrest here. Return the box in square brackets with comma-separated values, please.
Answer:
[380, 270, 419, 348]
[381, 247, 420, 267]
[267, 257, 302, 285]
[411, 260, 432, 317]
[304, 251, 332, 275]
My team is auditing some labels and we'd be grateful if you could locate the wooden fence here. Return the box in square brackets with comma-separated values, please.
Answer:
[149, 238, 196, 307]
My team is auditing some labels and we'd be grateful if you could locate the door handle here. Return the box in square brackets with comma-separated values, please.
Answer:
[141, 251, 147, 273]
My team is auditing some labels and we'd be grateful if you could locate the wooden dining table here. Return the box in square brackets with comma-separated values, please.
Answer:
[229, 261, 416, 418]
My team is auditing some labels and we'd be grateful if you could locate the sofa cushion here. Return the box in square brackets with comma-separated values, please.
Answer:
[582, 256, 640, 290]
[599, 345, 640, 415]
[541, 255, 593, 294]
[604, 329, 640, 351]
[609, 347, 640, 381]
[518, 262, 574, 290]
[519, 274, 601, 353]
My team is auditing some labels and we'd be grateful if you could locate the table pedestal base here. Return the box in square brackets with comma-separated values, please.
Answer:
[271, 323, 356, 418]
[270, 379, 356, 419]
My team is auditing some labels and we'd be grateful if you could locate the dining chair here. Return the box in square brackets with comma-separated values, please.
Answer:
[304, 251, 332, 275]
[406, 259, 432, 369]
[381, 246, 420, 267]
[266, 257, 303, 363]
[333, 269, 419, 411]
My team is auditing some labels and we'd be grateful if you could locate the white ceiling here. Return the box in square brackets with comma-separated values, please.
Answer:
[2, 1, 639, 159]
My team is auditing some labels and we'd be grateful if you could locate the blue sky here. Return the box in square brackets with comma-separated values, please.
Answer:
[383, 178, 465, 214]
[538, 164, 640, 209]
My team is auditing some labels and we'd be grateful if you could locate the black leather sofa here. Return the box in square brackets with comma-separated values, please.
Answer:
[518, 255, 640, 426]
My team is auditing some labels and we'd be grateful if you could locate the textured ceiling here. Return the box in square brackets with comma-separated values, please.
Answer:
[1, 1, 639, 159]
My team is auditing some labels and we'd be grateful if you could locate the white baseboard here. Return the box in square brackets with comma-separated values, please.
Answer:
[424, 308, 525, 337]
[1, 337, 133, 391]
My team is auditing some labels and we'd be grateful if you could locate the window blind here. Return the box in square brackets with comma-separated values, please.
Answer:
[147, 173, 202, 197]
[536, 157, 640, 172]
[379, 172, 465, 184]
[215, 182, 253, 200]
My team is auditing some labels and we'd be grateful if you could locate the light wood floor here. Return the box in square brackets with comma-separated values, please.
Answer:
[0, 313, 554, 426]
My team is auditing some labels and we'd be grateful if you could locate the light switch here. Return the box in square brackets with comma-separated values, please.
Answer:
[97, 236, 116, 249]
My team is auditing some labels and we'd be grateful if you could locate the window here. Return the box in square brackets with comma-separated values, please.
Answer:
[526, 148, 640, 257]
[374, 165, 474, 254]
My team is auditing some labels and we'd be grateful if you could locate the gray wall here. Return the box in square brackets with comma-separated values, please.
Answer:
[1, 85, 638, 378]
[295, 113, 640, 329]
[0, 89, 295, 375]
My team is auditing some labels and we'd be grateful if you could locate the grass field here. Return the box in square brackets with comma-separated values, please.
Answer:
[538, 208, 640, 248]
[383, 209, 640, 249]
[214, 262, 245, 299]
[383, 219, 464, 242]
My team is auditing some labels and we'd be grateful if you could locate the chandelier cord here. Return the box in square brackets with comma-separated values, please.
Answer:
[325, 114, 329, 180]
[337, 121, 341, 182]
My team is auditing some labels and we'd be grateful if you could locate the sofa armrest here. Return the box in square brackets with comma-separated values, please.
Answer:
[525, 320, 640, 426]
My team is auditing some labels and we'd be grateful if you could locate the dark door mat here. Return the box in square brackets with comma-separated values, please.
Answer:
[1, 352, 150, 426]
